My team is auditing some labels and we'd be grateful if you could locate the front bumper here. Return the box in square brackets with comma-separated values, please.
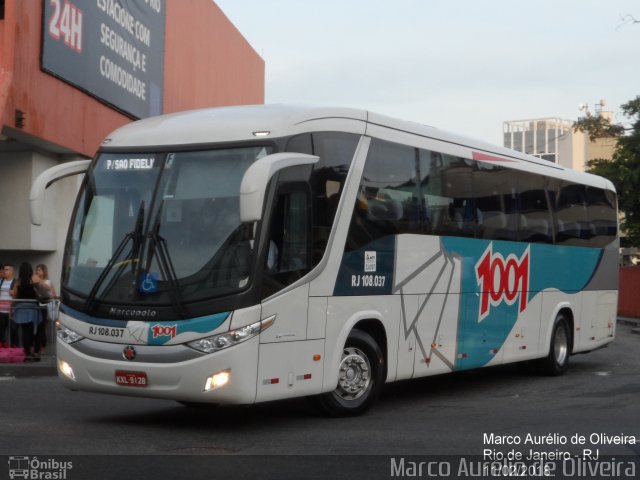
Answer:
[56, 335, 260, 404]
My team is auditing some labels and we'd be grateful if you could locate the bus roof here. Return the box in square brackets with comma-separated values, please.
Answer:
[101, 104, 615, 192]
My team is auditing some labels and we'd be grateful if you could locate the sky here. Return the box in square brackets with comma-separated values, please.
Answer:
[214, 0, 639, 145]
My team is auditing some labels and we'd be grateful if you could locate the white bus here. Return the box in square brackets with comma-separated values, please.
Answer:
[31, 105, 618, 415]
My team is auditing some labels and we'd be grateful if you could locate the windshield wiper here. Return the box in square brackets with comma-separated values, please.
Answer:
[143, 201, 190, 318]
[84, 201, 146, 312]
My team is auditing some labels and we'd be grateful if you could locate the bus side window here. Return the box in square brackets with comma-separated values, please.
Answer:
[419, 150, 475, 238]
[262, 183, 312, 298]
[518, 173, 553, 244]
[346, 139, 419, 251]
[585, 186, 618, 247]
[555, 182, 589, 246]
[286, 132, 359, 265]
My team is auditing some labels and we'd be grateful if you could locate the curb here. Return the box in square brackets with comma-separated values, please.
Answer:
[617, 317, 640, 329]
[0, 355, 57, 377]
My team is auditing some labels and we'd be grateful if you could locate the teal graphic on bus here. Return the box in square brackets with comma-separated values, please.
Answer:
[442, 238, 602, 370]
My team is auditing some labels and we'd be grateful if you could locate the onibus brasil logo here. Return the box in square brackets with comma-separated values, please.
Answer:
[475, 244, 530, 322]
[8, 456, 72, 479]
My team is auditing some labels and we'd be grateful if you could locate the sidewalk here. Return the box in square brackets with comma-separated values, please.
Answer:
[617, 315, 640, 334]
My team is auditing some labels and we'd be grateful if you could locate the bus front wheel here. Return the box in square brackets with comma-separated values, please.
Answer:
[538, 314, 571, 376]
[315, 329, 386, 417]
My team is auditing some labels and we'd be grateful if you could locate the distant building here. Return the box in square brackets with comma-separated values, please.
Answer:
[503, 117, 573, 164]
[0, 0, 264, 281]
[503, 109, 616, 171]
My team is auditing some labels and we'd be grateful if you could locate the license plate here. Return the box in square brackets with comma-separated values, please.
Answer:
[115, 371, 148, 387]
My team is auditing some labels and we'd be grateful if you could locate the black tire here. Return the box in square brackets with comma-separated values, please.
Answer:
[537, 314, 571, 376]
[315, 329, 386, 417]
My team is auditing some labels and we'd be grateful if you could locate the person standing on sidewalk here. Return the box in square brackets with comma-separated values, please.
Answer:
[34, 264, 56, 354]
[0, 264, 15, 347]
[11, 262, 41, 361]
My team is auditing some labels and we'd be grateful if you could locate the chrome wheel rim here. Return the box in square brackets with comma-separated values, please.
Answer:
[336, 347, 371, 401]
[554, 324, 568, 366]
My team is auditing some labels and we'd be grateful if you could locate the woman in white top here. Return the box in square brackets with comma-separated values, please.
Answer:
[34, 264, 56, 354]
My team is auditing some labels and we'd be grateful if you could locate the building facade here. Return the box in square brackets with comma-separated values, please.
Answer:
[503, 114, 616, 171]
[0, 0, 264, 284]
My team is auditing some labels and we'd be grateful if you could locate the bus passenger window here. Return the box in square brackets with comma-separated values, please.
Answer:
[346, 139, 419, 251]
[518, 173, 552, 244]
[585, 186, 618, 247]
[419, 150, 475, 238]
[555, 182, 589, 246]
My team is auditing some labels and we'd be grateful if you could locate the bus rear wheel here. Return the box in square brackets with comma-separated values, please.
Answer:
[315, 329, 386, 417]
[538, 314, 571, 376]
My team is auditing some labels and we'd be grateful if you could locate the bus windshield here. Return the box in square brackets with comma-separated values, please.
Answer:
[63, 146, 272, 309]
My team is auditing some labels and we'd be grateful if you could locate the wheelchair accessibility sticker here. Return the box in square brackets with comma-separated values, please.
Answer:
[140, 272, 159, 293]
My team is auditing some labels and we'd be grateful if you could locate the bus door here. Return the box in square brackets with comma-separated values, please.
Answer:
[256, 171, 324, 401]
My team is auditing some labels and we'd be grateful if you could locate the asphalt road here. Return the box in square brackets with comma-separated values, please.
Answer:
[1, 323, 639, 479]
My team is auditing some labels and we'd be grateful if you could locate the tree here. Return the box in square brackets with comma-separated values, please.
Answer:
[574, 96, 640, 245]
[572, 114, 625, 141]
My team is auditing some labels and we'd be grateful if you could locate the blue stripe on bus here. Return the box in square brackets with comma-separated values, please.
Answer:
[60, 305, 230, 345]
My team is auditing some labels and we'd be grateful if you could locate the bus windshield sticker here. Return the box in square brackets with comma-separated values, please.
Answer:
[105, 157, 155, 170]
[140, 272, 159, 293]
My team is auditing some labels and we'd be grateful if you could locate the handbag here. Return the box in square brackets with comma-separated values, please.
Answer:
[34, 282, 51, 303]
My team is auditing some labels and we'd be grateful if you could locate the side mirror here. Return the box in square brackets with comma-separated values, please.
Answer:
[239, 153, 318, 222]
[30, 159, 91, 226]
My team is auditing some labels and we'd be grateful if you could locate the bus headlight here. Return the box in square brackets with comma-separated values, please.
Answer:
[58, 359, 76, 381]
[188, 315, 275, 354]
[57, 324, 84, 344]
[205, 370, 230, 391]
